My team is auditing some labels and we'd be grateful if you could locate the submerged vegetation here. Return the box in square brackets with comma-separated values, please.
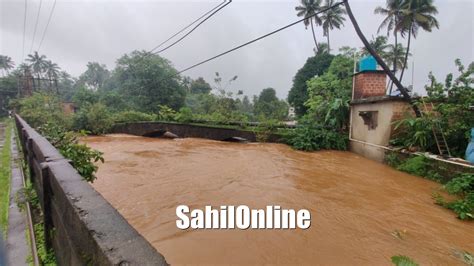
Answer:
[435, 173, 474, 220]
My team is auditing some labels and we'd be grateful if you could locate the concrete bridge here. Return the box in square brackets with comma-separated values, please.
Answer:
[112, 121, 285, 143]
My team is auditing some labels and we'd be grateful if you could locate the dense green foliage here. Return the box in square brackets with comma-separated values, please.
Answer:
[288, 53, 353, 151]
[112, 51, 186, 112]
[189, 77, 212, 94]
[0, 75, 17, 117]
[395, 155, 442, 182]
[14, 94, 104, 182]
[39, 123, 104, 182]
[287, 117, 348, 151]
[435, 173, 474, 220]
[12, 93, 70, 128]
[72, 103, 113, 135]
[253, 88, 288, 120]
[391, 60, 474, 157]
[288, 53, 334, 116]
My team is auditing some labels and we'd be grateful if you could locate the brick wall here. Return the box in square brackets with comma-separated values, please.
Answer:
[353, 71, 387, 99]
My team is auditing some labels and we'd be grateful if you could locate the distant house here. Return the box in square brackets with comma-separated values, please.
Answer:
[61, 102, 76, 114]
[288, 107, 296, 119]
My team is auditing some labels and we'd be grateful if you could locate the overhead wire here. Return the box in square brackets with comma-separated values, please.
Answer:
[148, 0, 226, 54]
[37, 0, 57, 53]
[152, 0, 232, 55]
[29, 0, 43, 54]
[22, 0, 28, 61]
[176, 1, 344, 75]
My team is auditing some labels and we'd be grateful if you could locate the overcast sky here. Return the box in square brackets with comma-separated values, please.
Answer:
[1, 0, 473, 99]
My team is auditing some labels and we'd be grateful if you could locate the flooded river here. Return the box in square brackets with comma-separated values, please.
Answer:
[84, 134, 474, 265]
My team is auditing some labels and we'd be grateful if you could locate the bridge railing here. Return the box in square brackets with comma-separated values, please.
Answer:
[15, 114, 167, 265]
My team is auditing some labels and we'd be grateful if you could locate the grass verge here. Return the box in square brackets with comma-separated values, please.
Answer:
[0, 119, 12, 235]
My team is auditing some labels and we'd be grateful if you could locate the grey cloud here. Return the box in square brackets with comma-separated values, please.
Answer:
[1, 0, 473, 99]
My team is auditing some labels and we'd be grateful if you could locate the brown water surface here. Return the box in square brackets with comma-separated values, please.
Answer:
[84, 134, 474, 265]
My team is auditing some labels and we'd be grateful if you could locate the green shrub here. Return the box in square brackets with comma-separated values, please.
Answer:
[73, 103, 113, 135]
[391, 114, 437, 153]
[15, 92, 71, 129]
[396, 156, 442, 182]
[391, 255, 419, 266]
[385, 152, 403, 167]
[444, 173, 474, 195]
[175, 107, 194, 123]
[435, 173, 474, 220]
[287, 122, 348, 151]
[40, 123, 104, 183]
[112, 110, 156, 124]
[157, 105, 177, 121]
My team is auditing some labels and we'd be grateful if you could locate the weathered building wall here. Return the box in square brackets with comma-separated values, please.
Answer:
[15, 115, 168, 266]
[349, 67, 415, 162]
[350, 97, 412, 162]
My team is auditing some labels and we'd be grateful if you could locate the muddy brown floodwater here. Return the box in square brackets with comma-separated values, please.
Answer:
[84, 134, 474, 265]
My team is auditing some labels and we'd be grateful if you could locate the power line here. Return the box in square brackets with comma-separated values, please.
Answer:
[22, 0, 28, 61]
[152, 0, 232, 55]
[37, 0, 57, 53]
[29, 0, 43, 54]
[176, 1, 344, 74]
[148, 0, 226, 54]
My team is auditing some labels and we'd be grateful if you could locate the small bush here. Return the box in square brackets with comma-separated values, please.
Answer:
[40, 123, 104, 183]
[175, 107, 194, 123]
[396, 156, 442, 182]
[73, 103, 113, 135]
[436, 173, 474, 220]
[391, 255, 419, 266]
[385, 152, 402, 167]
[15, 92, 71, 129]
[112, 110, 156, 124]
[157, 105, 177, 121]
[287, 123, 348, 151]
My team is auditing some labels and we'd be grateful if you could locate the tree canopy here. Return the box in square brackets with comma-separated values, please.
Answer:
[112, 50, 186, 113]
[288, 52, 334, 117]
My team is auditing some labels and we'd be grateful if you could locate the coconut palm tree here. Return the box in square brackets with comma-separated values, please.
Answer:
[360, 35, 390, 59]
[0, 55, 15, 76]
[320, 0, 346, 52]
[385, 43, 411, 72]
[26, 51, 47, 90]
[343, 0, 421, 117]
[295, 0, 323, 51]
[44, 60, 60, 91]
[396, 0, 439, 83]
[375, 0, 404, 73]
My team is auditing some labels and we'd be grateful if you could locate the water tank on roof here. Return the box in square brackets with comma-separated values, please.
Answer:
[359, 56, 377, 71]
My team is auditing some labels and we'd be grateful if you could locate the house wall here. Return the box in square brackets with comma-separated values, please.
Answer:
[350, 99, 413, 162]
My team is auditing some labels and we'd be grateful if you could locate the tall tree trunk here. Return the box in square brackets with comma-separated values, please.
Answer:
[389, 31, 398, 94]
[399, 25, 412, 84]
[327, 30, 330, 52]
[310, 20, 319, 51]
[37, 74, 41, 91]
[343, 0, 421, 117]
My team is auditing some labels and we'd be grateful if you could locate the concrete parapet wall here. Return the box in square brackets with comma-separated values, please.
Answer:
[112, 121, 284, 143]
[15, 115, 167, 266]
